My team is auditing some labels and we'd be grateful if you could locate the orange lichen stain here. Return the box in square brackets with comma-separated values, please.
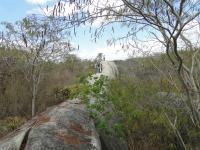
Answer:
[70, 123, 91, 136]
[57, 133, 82, 147]
[33, 115, 50, 127]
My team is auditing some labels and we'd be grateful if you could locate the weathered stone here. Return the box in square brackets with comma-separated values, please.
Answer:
[0, 60, 127, 150]
[88, 61, 128, 150]
[0, 100, 101, 150]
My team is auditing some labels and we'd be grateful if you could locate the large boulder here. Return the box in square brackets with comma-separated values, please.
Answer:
[89, 61, 119, 85]
[0, 99, 101, 150]
[100, 61, 119, 79]
[0, 60, 126, 150]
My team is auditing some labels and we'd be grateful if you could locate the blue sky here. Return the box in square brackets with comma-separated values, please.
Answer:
[2, 0, 198, 60]
[0, 0, 33, 23]
[0, 0, 132, 60]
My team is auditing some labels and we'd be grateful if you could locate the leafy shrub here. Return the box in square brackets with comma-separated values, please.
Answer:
[70, 72, 200, 149]
[53, 87, 70, 100]
[0, 116, 26, 137]
[5, 116, 26, 130]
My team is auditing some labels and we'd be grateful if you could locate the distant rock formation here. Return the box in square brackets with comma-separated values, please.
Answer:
[0, 60, 127, 150]
[89, 61, 119, 85]
[88, 61, 128, 150]
[0, 99, 101, 150]
[100, 61, 119, 79]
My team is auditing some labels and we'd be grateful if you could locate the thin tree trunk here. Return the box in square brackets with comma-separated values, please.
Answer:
[31, 67, 40, 118]
[32, 86, 36, 117]
[32, 82, 36, 117]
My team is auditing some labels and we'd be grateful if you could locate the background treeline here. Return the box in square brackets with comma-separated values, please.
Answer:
[69, 50, 200, 150]
[0, 47, 94, 137]
[1, 46, 200, 149]
[111, 52, 198, 149]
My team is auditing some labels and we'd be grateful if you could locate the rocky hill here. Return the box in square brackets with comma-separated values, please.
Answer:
[0, 61, 120, 150]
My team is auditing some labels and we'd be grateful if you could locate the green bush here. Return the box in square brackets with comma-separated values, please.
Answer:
[5, 116, 26, 130]
[71, 72, 200, 149]
[0, 116, 26, 137]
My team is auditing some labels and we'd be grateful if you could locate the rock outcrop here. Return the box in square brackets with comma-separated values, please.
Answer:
[100, 61, 119, 79]
[88, 61, 119, 85]
[0, 61, 128, 150]
[88, 61, 128, 150]
[0, 99, 101, 150]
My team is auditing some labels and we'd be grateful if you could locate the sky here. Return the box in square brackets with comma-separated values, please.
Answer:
[0, 0, 132, 60]
[0, 0, 32, 23]
[0, 0, 200, 60]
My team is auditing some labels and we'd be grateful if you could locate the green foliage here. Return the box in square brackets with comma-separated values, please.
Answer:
[0, 48, 94, 138]
[0, 116, 26, 137]
[5, 116, 26, 130]
[53, 87, 70, 100]
[70, 66, 200, 149]
[68, 83, 89, 101]
[1, 46, 199, 149]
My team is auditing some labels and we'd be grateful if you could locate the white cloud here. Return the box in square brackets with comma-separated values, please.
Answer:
[26, 8, 42, 14]
[72, 45, 130, 60]
[26, 1, 77, 16]
[81, 0, 124, 27]
[25, 0, 51, 5]
[26, 0, 123, 26]
[181, 20, 200, 47]
[25, 0, 200, 61]
[71, 39, 165, 61]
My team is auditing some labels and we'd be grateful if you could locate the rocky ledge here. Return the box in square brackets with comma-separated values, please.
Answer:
[0, 99, 101, 150]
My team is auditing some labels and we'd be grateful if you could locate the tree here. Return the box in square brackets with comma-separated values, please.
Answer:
[51, 0, 200, 148]
[54, 0, 200, 120]
[63, 54, 81, 72]
[1, 15, 73, 117]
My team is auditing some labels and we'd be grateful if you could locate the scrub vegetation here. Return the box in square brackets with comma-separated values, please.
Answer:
[1, 0, 200, 149]
[68, 51, 200, 150]
[0, 47, 94, 137]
